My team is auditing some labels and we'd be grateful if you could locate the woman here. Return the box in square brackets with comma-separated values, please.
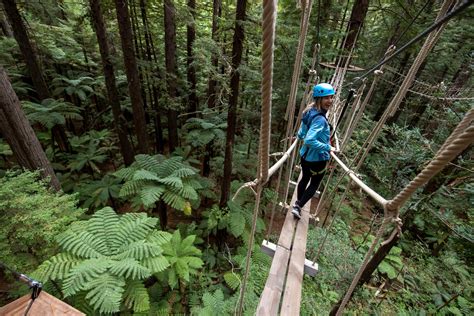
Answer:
[291, 83, 337, 219]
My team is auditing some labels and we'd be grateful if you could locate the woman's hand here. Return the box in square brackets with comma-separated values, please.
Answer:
[330, 146, 339, 153]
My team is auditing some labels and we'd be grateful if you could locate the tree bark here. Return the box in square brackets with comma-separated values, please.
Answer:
[2, 0, 49, 100]
[0, 67, 60, 191]
[206, 0, 221, 110]
[3, 0, 70, 152]
[0, 10, 13, 37]
[139, 0, 164, 153]
[336, 0, 369, 67]
[202, 0, 222, 177]
[219, 0, 247, 207]
[90, 0, 135, 165]
[114, 0, 149, 154]
[163, 0, 179, 153]
[187, 0, 198, 118]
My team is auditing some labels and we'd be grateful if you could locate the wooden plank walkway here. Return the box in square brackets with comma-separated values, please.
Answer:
[257, 176, 317, 315]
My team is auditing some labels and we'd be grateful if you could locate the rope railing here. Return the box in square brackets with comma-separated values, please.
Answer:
[236, 1, 277, 314]
[232, 139, 299, 201]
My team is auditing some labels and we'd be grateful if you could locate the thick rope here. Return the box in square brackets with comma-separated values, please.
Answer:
[351, 0, 452, 169]
[236, 1, 277, 314]
[336, 109, 474, 315]
[335, 2, 457, 313]
[258, 0, 277, 183]
[284, 0, 313, 122]
[349, 0, 474, 86]
[387, 109, 474, 211]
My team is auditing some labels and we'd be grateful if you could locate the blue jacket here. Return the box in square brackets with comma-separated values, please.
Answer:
[297, 108, 331, 162]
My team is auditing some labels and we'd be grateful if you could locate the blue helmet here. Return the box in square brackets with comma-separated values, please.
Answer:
[313, 83, 335, 98]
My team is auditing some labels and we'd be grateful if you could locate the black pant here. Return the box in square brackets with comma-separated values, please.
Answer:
[296, 158, 327, 208]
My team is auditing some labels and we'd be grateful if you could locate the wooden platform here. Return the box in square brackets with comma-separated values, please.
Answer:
[257, 177, 319, 315]
[0, 291, 85, 315]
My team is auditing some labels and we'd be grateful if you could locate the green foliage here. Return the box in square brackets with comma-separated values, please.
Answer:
[182, 114, 227, 148]
[116, 154, 207, 213]
[158, 230, 203, 289]
[33, 207, 171, 314]
[0, 171, 83, 273]
[191, 289, 226, 316]
[23, 98, 82, 129]
[77, 174, 122, 210]
[51, 74, 95, 101]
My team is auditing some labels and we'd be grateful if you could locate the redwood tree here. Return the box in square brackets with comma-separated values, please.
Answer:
[0, 67, 60, 191]
[2, 0, 70, 152]
[90, 0, 134, 165]
[187, 0, 198, 117]
[163, 0, 179, 152]
[336, 0, 369, 67]
[114, 0, 149, 154]
[220, 0, 247, 207]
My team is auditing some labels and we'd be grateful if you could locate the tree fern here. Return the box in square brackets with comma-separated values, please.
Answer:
[34, 207, 170, 314]
[116, 154, 208, 214]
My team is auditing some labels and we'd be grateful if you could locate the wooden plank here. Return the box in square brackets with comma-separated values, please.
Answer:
[277, 173, 301, 249]
[280, 201, 311, 316]
[256, 246, 291, 315]
[261, 240, 318, 276]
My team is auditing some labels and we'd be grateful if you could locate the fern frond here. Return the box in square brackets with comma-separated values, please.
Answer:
[63, 258, 111, 297]
[86, 207, 120, 255]
[123, 279, 150, 312]
[135, 154, 162, 173]
[158, 176, 183, 188]
[59, 231, 107, 258]
[109, 258, 151, 280]
[176, 184, 199, 200]
[224, 272, 241, 291]
[162, 191, 186, 210]
[154, 156, 184, 177]
[83, 273, 125, 314]
[182, 256, 203, 269]
[115, 215, 158, 247]
[33, 253, 82, 282]
[146, 231, 172, 245]
[142, 256, 169, 273]
[119, 179, 148, 197]
[170, 167, 196, 178]
[115, 240, 162, 260]
[228, 212, 246, 237]
[133, 169, 162, 181]
[114, 166, 137, 181]
[139, 185, 165, 208]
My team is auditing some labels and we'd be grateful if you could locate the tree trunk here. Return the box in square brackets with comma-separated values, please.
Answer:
[336, 0, 369, 67]
[0, 11, 13, 37]
[139, 0, 164, 153]
[164, 0, 179, 153]
[187, 0, 198, 118]
[207, 0, 221, 110]
[202, 0, 222, 177]
[2, 0, 49, 100]
[114, 0, 149, 154]
[90, 0, 135, 165]
[3, 0, 70, 152]
[219, 0, 247, 207]
[0, 67, 60, 191]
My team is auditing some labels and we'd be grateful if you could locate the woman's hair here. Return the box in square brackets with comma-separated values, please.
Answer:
[303, 97, 323, 114]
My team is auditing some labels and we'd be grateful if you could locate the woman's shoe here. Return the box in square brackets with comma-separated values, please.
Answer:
[291, 204, 301, 219]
